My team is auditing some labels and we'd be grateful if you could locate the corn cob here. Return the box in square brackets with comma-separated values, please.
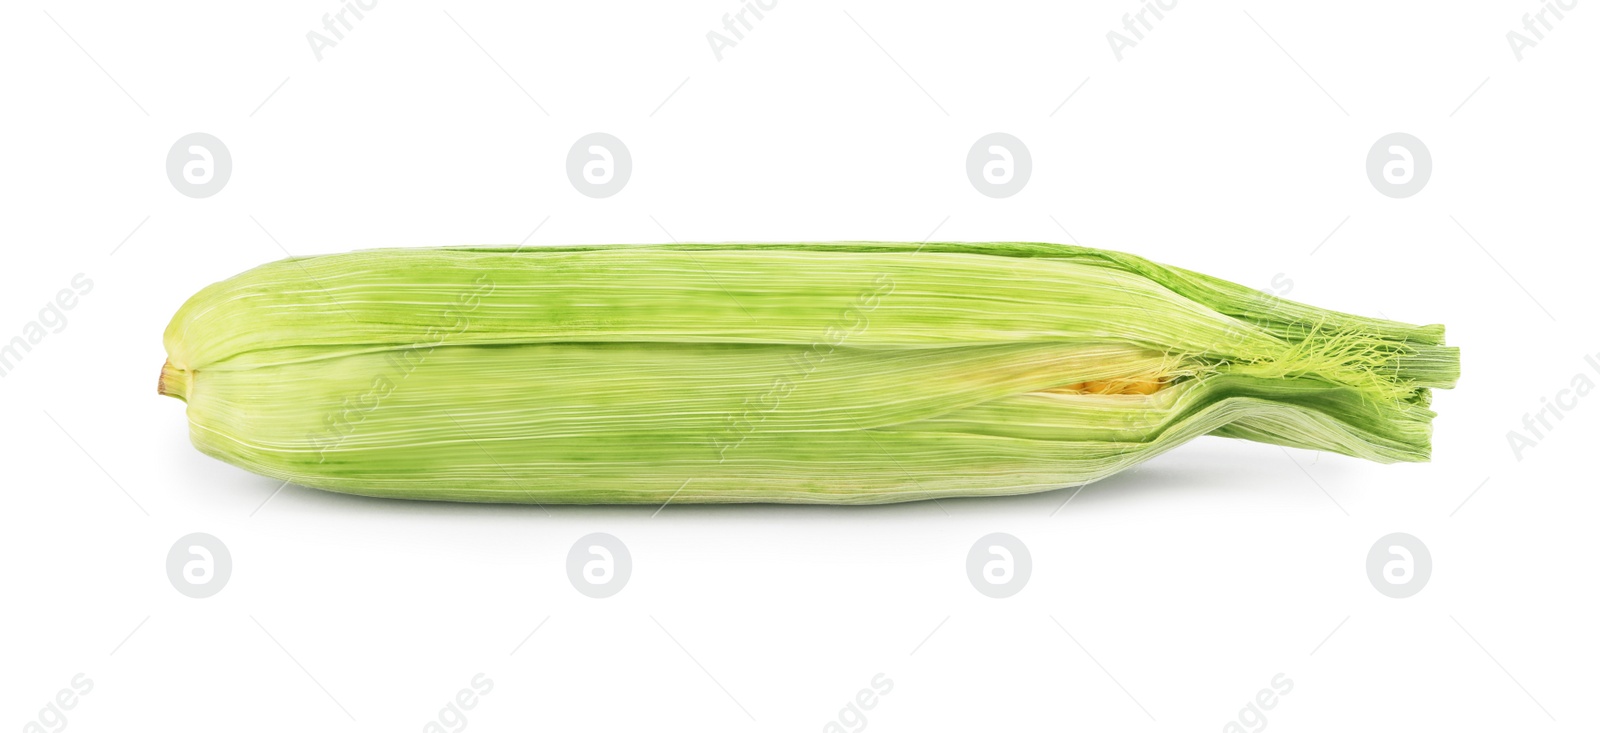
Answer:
[158, 242, 1458, 504]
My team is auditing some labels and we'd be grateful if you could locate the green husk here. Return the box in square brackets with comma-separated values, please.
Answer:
[159, 242, 1458, 504]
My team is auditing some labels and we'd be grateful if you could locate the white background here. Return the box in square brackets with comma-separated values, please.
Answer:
[2, 1, 1595, 731]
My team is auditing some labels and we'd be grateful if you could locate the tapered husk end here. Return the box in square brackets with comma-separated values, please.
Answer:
[158, 360, 190, 402]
